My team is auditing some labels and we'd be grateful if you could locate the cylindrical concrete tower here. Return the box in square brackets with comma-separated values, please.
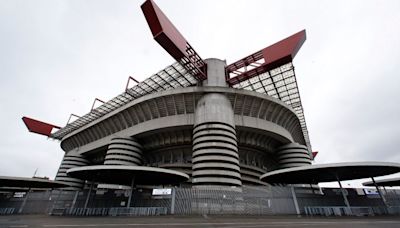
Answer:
[192, 59, 241, 186]
[104, 137, 143, 166]
[275, 143, 311, 169]
[55, 152, 89, 189]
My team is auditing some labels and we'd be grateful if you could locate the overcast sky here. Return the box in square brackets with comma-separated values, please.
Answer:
[1, 0, 400, 187]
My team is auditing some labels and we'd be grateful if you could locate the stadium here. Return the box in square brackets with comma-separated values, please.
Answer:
[24, 0, 312, 189]
[6, 0, 399, 217]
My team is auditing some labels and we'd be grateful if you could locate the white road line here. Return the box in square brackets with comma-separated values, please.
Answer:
[9, 225, 28, 228]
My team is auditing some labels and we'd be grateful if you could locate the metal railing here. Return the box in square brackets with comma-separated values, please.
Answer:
[387, 206, 400, 215]
[0, 208, 15, 215]
[304, 206, 375, 216]
[61, 207, 167, 216]
[306, 206, 400, 216]
[108, 207, 167, 216]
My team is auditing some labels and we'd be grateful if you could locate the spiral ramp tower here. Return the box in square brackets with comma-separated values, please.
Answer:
[55, 153, 89, 189]
[276, 143, 312, 169]
[104, 137, 143, 166]
[191, 59, 242, 186]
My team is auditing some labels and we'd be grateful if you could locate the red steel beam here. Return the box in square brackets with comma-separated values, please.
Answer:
[66, 113, 80, 125]
[91, 98, 105, 111]
[125, 76, 139, 92]
[226, 30, 306, 85]
[22, 116, 61, 137]
[141, 0, 206, 81]
[312, 151, 318, 160]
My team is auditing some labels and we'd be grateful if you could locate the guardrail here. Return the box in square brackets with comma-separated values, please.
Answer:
[387, 206, 400, 215]
[57, 207, 167, 216]
[67, 208, 109, 216]
[0, 208, 15, 215]
[305, 206, 400, 216]
[304, 206, 374, 216]
[109, 207, 167, 216]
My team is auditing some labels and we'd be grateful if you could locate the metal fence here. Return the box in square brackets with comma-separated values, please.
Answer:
[304, 206, 371, 216]
[304, 206, 397, 217]
[0, 208, 15, 215]
[56, 207, 167, 216]
[173, 186, 294, 215]
[2, 186, 400, 216]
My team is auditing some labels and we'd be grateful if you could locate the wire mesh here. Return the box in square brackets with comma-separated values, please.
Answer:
[232, 62, 311, 151]
[51, 62, 197, 140]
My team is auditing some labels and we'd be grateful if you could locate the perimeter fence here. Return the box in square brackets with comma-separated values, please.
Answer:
[1, 186, 400, 216]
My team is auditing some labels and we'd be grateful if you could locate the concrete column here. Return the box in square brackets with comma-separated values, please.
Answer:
[18, 189, 30, 214]
[104, 137, 143, 166]
[336, 175, 351, 213]
[127, 177, 135, 208]
[170, 187, 176, 214]
[291, 185, 300, 215]
[192, 59, 241, 186]
[69, 190, 80, 214]
[371, 177, 389, 210]
[103, 137, 143, 208]
[275, 143, 311, 169]
[55, 152, 89, 190]
[203, 58, 228, 87]
[83, 181, 94, 210]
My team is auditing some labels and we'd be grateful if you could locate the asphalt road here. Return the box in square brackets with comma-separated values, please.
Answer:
[1, 215, 400, 228]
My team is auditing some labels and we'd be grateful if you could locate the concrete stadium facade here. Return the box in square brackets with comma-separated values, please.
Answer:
[15, 1, 400, 217]
[54, 58, 312, 189]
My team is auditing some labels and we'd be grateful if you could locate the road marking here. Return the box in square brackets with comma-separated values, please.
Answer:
[9, 226, 28, 228]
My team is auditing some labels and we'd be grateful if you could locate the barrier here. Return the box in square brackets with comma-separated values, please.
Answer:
[0, 208, 15, 215]
[108, 207, 167, 216]
[63, 207, 167, 216]
[4, 186, 399, 216]
[387, 206, 400, 215]
[304, 206, 374, 216]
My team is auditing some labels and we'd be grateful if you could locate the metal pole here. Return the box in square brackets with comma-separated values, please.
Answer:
[336, 175, 351, 212]
[393, 188, 400, 201]
[83, 181, 94, 210]
[371, 177, 389, 210]
[290, 185, 300, 215]
[127, 176, 135, 208]
[18, 188, 31, 214]
[170, 187, 176, 214]
[383, 186, 388, 195]
[69, 190, 80, 214]
[270, 184, 275, 214]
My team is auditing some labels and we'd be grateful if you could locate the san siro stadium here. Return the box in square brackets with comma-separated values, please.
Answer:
[53, 57, 311, 188]
[37, 0, 313, 190]
[15, 0, 398, 216]
[18, 0, 317, 215]
[51, 44, 311, 187]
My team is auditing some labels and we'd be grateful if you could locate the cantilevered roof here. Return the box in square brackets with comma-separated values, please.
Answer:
[0, 176, 70, 189]
[51, 62, 197, 140]
[50, 61, 311, 151]
[363, 177, 400, 187]
[67, 165, 189, 186]
[25, 1, 312, 154]
[52, 62, 311, 150]
[260, 162, 400, 184]
[232, 62, 310, 151]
